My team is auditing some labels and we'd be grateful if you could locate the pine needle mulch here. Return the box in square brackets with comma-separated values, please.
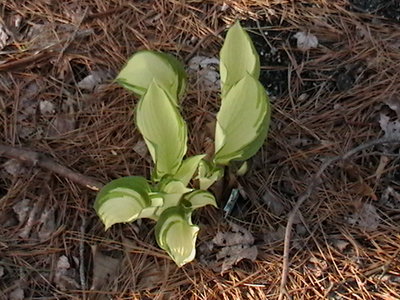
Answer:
[1, 0, 399, 299]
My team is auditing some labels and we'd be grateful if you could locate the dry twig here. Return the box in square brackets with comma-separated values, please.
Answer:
[278, 137, 400, 300]
[0, 143, 103, 191]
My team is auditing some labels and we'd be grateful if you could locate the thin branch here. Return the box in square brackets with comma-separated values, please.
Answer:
[0, 143, 104, 191]
[0, 50, 58, 71]
[79, 215, 87, 294]
[278, 137, 400, 300]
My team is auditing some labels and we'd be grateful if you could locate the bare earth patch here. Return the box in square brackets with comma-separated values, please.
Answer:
[1, 1, 400, 299]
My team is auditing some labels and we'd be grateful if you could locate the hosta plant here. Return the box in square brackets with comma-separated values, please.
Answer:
[95, 22, 271, 267]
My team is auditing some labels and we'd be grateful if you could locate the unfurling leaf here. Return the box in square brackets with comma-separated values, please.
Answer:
[94, 176, 154, 229]
[220, 22, 260, 96]
[173, 154, 206, 186]
[214, 74, 270, 165]
[155, 206, 199, 267]
[136, 81, 187, 180]
[197, 160, 224, 190]
[157, 178, 192, 211]
[116, 50, 186, 102]
[236, 161, 249, 176]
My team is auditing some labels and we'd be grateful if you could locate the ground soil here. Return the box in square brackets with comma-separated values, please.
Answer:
[1, 1, 400, 299]
[349, 0, 400, 21]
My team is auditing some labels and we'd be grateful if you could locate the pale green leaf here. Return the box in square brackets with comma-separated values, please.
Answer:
[197, 160, 224, 190]
[156, 179, 192, 216]
[136, 81, 187, 180]
[184, 190, 217, 209]
[97, 195, 144, 230]
[220, 22, 260, 96]
[149, 193, 164, 207]
[116, 51, 186, 103]
[138, 206, 159, 219]
[159, 178, 192, 195]
[95, 176, 150, 209]
[174, 154, 206, 186]
[157, 52, 187, 99]
[214, 74, 269, 165]
[238, 106, 270, 161]
[158, 193, 182, 212]
[94, 176, 154, 229]
[236, 161, 249, 176]
[155, 206, 198, 267]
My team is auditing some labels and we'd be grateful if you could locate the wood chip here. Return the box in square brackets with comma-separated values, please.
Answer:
[90, 245, 121, 290]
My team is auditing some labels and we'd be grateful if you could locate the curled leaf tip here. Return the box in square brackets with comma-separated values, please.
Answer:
[155, 207, 198, 267]
[116, 50, 186, 101]
[220, 21, 260, 95]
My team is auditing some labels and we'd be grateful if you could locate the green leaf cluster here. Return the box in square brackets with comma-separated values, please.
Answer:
[95, 22, 271, 267]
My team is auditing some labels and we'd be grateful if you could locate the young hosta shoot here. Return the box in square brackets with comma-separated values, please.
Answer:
[220, 22, 260, 96]
[214, 74, 270, 165]
[95, 21, 271, 268]
[116, 51, 186, 103]
[136, 81, 188, 180]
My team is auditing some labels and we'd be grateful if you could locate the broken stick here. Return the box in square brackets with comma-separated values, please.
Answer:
[0, 143, 104, 191]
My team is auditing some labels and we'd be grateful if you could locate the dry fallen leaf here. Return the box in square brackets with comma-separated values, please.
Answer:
[12, 199, 57, 241]
[54, 255, 80, 290]
[263, 225, 286, 245]
[293, 31, 318, 51]
[374, 155, 389, 182]
[348, 181, 377, 201]
[47, 114, 76, 137]
[18, 203, 39, 239]
[17, 80, 44, 139]
[20, 81, 42, 115]
[27, 23, 92, 51]
[212, 222, 254, 246]
[9, 287, 24, 300]
[137, 263, 170, 291]
[120, 236, 169, 292]
[306, 256, 328, 278]
[12, 198, 33, 226]
[77, 70, 110, 91]
[39, 100, 55, 114]
[261, 190, 285, 216]
[385, 95, 400, 119]
[217, 244, 257, 274]
[332, 239, 350, 252]
[38, 207, 56, 242]
[287, 137, 315, 148]
[347, 203, 380, 231]
[188, 55, 220, 89]
[381, 186, 400, 209]
[133, 140, 149, 159]
[0, 23, 11, 50]
[379, 113, 400, 139]
[90, 245, 121, 290]
[4, 159, 27, 176]
[201, 222, 258, 274]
